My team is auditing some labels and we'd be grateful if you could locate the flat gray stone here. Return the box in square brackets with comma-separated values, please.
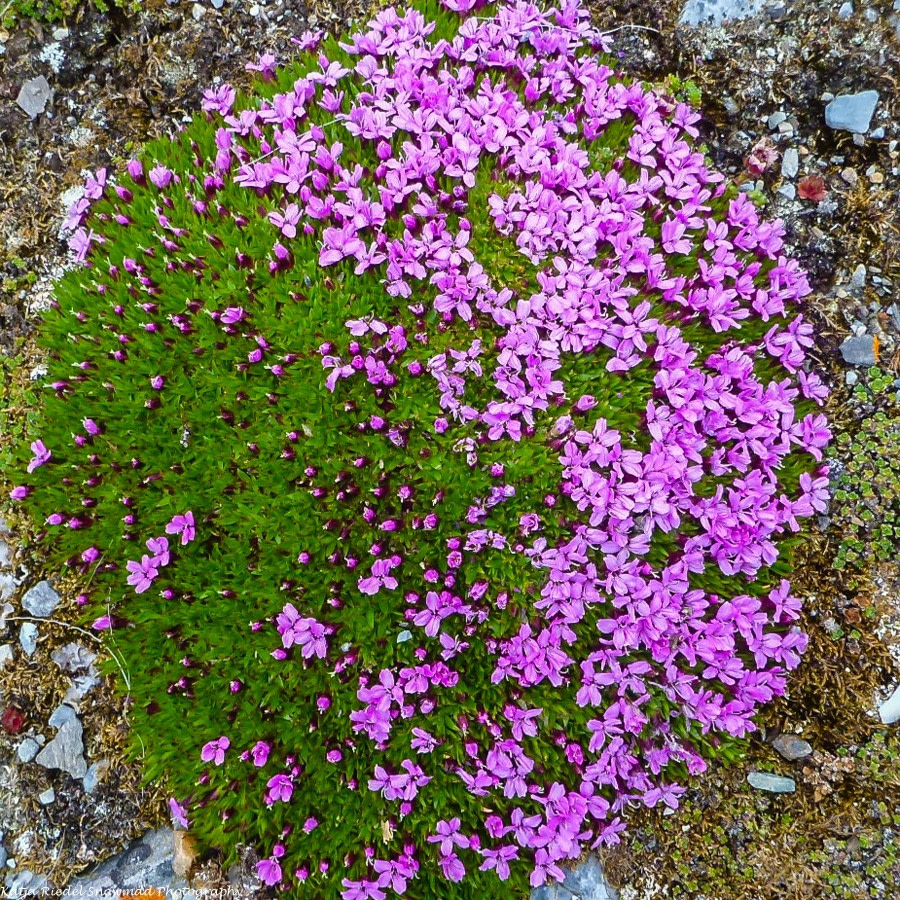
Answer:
[69, 828, 200, 897]
[825, 91, 879, 133]
[680, 0, 763, 26]
[18, 622, 38, 657]
[781, 147, 799, 179]
[38, 787, 55, 805]
[879, 684, 900, 724]
[16, 737, 40, 763]
[83, 759, 110, 794]
[22, 580, 60, 617]
[34, 713, 87, 779]
[748, 771, 796, 793]
[772, 734, 813, 760]
[5, 869, 48, 898]
[838, 0, 853, 16]
[51, 641, 96, 673]
[0, 644, 13, 668]
[15, 76, 52, 118]
[839, 334, 876, 366]
[48, 702, 77, 728]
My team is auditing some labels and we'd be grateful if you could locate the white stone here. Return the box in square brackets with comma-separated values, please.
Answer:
[15, 76, 52, 118]
[781, 147, 799, 179]
[879, 684, 900, 724]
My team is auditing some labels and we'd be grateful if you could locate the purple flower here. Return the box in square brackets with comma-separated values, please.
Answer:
[26, 440, 52, 473]
[251, 741, 271, 767]
[146, 536, 170, 567]
[148, 165, 173, 189]
[165, 511, 196, 546]
[200, 736, 230, 766]
[126, 555, 159, 594]
[257, 857, 282, 887]
[168, 797, 189, 829]
[266, 773, 293, 803]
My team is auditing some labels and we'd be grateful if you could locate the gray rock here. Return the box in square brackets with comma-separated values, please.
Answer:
[16, 738, 40, 763]
[83, 759, 110, 794]
[38, 788, 55, 805]
[838, 0, 853, 17]
[850, 263, 867, 292]
[0, 644, 12, 669]
[69, 828, 199, 897]
[211, 0, 225, 8]
[48, 702, 77, 728]
[879, 684, 900, 724]
[768, 111, 787, 130]
[22, 580, 60, 617]
[0, 843, 6, 868]
[0, 572, 16, 601]
[34, 711, 87, 779]
[679, 0, 764, 26]
[772, 734, 813, 760]
[15, 76, 52, 119]
[777, 184, 796, 200]
[561, 855, 618, 899]
[781, 147, 799, 179]
[840, 334, 876, 366]
[870, 126, 885, 140]
[825, 91, 879, 134]
[18, 623, 38, 657]
[5, 869, 48, 898]
[62, 670, 100, 707]
[51, 641, 97, 673]
[748, 771, 796, 793]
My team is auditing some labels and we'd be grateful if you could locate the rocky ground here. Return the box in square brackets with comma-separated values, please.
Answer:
[0, 0, 898, 897]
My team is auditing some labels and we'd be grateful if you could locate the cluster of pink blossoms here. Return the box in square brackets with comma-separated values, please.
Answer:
[21, 0, 832, 895]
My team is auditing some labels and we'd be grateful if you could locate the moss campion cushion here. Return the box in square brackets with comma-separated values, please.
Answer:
[12, 0, 829, 895]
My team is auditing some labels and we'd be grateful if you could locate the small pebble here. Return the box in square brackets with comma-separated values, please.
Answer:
[19, 623, 38, 657]
[839, 334, 876, 366]
[850, 264, 867, 291]
[841, 167, 858, 185]
[781, 147, 799, 179]
[869, 171, 884, 184]
[17, 738, 40, 763]
[192, 2, 205, 18]
[870, 127, 885, 140]
[15, 76, 52, 119]
[837, 0, 853, 17]
[825, 90, 879, 134]
[880, 684, 900, 725]
[211, 0, 225, 7]
[768, 111, 787, 130]
[777, 184, 796, 200]
[772, 734, 813, 761]
[0, 645, 12, 669]
[51, 27, 69, 40]
[38, 788, 55, 805]
[845, 370, 858, 386]
[22, 580, 60, 618]
[748, 772, 796, 793]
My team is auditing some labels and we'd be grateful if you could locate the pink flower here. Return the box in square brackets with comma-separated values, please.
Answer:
[26, 440, 52, 473]
[165, 511, 196, 545]
[266, 773, 294, 803]
[251, 741, 270, 767]
[257, 857, 283, 887]
[126, 555, 159, 594]
[200, 736, 230, 766]
[168, 797, 189, 829]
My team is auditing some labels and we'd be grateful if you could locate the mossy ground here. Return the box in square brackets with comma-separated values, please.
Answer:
[0, 0, 898, 895]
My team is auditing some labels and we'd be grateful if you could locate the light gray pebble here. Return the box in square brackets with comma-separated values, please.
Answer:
[839, 334, 876, 366]
[16, 738, 40, 764]
[845, 370, 858, 386]
[825, 90, 879, 134]
[38, 788, 55, 805]
[0, 645, 12, 669]
[18, 623, 38, 657]
[777, 183, 796, 200]
[768, 111, 787, 130]
[781, 147, 799, 179]
[748, 772, 796, 793]
[837, 0, 853, 17]
[772, 734, 813, 760]
[870, 126, 885, 140]
[35, 708, 87, 779]
[22, 580, 60, 617]
[15, 76, 52, 118]
[82, 759, 109, 795]
[880, 685, 900, 724]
